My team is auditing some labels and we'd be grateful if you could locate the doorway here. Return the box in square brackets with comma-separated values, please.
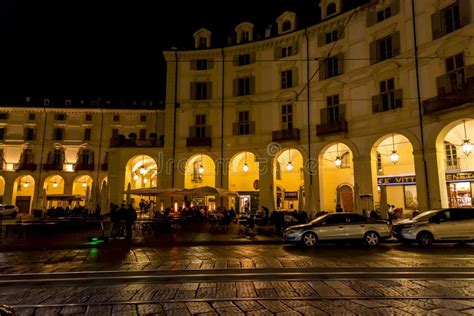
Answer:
[338, 185, 354, 212]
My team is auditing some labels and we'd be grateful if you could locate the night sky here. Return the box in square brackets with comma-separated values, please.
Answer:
[5, 0, 322, 101]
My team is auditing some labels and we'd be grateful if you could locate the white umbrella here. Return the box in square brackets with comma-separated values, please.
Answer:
[183, 186, 239, 197]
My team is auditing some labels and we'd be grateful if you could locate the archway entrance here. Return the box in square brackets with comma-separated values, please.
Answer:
[13, 175, 35, 213]
[274, 148, 304, 210]
[125, 155, 158, 207]
[319, 143, 354, 212]
[43, 175, 65, 207]
[72, 175, 93, 205]
[229, 151, 259, 213]
[438, 119, 474, 207]
[372, 134, 416, 217]
[185, 154, 216, 209]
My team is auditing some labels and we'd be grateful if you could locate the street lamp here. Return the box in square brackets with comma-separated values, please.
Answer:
[334, 143, 342, 168]
[461, 120, 472, 156]
[242, 152, 249, 173]
[82, 180, 87, 188]
[389, 134, 399, 164]
[23, 179, 30, 188]
[52, 181, 58, 188]
[286, 149, 293, 172]
[133, 173, 139, 181]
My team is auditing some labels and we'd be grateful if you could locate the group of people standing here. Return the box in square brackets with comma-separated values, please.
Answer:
[109, 202, 137, 239]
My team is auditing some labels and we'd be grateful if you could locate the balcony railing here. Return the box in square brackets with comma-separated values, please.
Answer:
[316, 120, 348, 136]
[186, 137, 212, 147]
[42, 164, 62, 171]
[109, 138, 164, 148]
[14, 163, 37, 171]
[74, 163, 95, 171]
[423, 67, 474, 115]
[272, 128, 300, 142]
[316, 106, 348, 136]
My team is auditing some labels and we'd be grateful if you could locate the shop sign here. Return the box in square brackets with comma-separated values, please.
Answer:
[377, 175, 416, 186]
[284, 191, 298, 200]
[446, 171, 474, 182]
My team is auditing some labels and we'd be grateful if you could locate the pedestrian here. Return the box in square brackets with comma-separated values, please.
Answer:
[336, 204, 343, 213]
[109, 203, 119, 239]
[125, 204, 137, 240]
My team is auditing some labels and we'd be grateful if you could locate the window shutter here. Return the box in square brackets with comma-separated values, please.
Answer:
[292, 42, 298, 55]
[207, 82, 212, 99]
[319, 59, 326, 81]
[250, 52, 256, 64]
[205, 125, 212, 138]
[208, 60, 214, 69]
[274, 47, 282, 60]
[436, 74, 447, 96]
[46, 152, 52, 164]
[318, 33, 326, 47]
[190, 82, 197, 100]
[320, 108, 328, 124]
[233, 55, 239, 66]
[249, 76, 256, 95]
[249, 121, 256, 134]
[392, 0, 400, 16]
[190, 60, 197, 70]
[293, 67, 299, 86]
[431, 11, 442, 40]
[90, 151, 95, 165]
[394, 89, 403, 108]
[459, 0, 471, 27]
[372, 95, 381, 113]
[233, 79, 239, 97]
[367, 10, 377, 27]
[337, 53, 344, 75]
[189, 126, 196, 138]
[232, 122, 239, 135]
[391, 31, 401, 57]
[369, 41, 378, 65]
[337, 26, 345, 40]
[339, 104, 346, 121]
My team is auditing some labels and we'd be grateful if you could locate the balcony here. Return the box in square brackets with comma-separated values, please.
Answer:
[42, 164, 62, 171]
[423, 67, 474, 115]
[272, 128, 300, 142]
[109, 137, 164, 148]
[14, 163, 37, 172]
[316, 106, 348, 136]
[186, 137, 212, 147]
[74, 163, 95, 171]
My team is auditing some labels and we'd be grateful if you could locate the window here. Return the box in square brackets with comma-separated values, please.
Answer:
[44, 99, 50, 106]
[322, 214, 346, 226]
[238, 111, 250, 135]
[53, 128, 64, 141]
[370, 33, 400, 64]
[196, 59, 208, 70]
[281, 70, 293, 89]
[282, 20, 292, 32]
[139, 129, 146, 140]
[345, 214, 367, 223]
[238, 77, 251, 96]
[0, 128, 5, 140]
[84, 128, 91, 141]
[379, 36, 393, 61]
[80, 150, 90, 165]
[444, 3, 462, 35]
[380, 78, 396, 111]
[281, 45, 294, 58]
[238, 54, 250, 66]
[445, 53, 465, 93]
[0, 113, 8, 120]
[377, 7, 392, 22]
[327, 95, 340, 123]
[326, 2, 337, 16]
[113, 114, 120, 121]
[241, 31, 250, 42]
[196, 82, 209, 100]
[25, 127, 35, 141]
[28, 113, 36, 120]
[21, 149, 34, 165]
[324, 56, 340, 79]
[140, 115, 147, 122]
[445, 141, 459, 170]
[377, 152, 383, 174]
[192, 161, 203, 182]
[199, 37, 207, 48]
[340, 152, 351, 169]
[54, 113, 66, 121]
[325, 30, 338, 44]
[195, 114, 206, 138]
[85, 114, 92, 121]
[65, 99, 72, 106]
[112, 128, 119, 139]
[281, 104, 293, 129]
[53, 149, 63, 166]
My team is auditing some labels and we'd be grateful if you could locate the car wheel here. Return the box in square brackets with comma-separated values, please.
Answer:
[364, 231, 380, 247]
[11, 211, 17, 219]
[302, 232, 317, 247]
[417, 231, 433, 247]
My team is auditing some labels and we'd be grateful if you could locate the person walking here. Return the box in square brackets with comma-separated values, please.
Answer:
[336, 204, 343, 213]
[125, 204, 137, 240]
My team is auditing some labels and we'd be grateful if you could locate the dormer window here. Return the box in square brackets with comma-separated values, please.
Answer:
[241, 31, 250, 42]
[65, 99, 72, 106]
[326, 3, 337, 16]
[282, 20, 292, 32]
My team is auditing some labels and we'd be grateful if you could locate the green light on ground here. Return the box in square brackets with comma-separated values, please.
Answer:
[83, 240, 104, 246]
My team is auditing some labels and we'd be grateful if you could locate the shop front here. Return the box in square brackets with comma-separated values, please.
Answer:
[446, 171, 474, 207]
[377, 174, 418, 214]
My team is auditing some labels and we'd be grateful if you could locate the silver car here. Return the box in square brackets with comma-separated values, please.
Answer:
[0, 204, 19, 219]
[284, 212, 392, 247]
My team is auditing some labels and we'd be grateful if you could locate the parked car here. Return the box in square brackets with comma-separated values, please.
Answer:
[392, 208, 474, 246]
[0, 204, 19, 219]
[283, 212, 391, 247]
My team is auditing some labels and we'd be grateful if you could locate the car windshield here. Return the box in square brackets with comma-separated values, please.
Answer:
[310, 214, 330, 225]
[412, 210, 438, 221]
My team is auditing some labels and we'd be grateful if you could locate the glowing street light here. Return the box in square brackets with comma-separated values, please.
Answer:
[286, 161, 293, 172]
[390, 134, 399, 164]
[52, 181, 58, 188]
[198, 164, 205, 174]
[82, 181, 87, 188]
[462, 120, 472, 156]
[242, 163, 249, 173]
[334, 156, 342, 168]
[133, 173, 139, 181]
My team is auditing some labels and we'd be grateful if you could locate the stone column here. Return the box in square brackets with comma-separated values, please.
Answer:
[2, 174, 15, 205]
[419, 148, 448, 209]
[413, 150, 429, 211]
[108, 150, 125, 206]
[353, 156, 377, 215]
[303, 159, 320, 218]
[258, 150, 275, 211]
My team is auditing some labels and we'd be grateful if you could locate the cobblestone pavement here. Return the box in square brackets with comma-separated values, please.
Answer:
[0, 243, 473, 274]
